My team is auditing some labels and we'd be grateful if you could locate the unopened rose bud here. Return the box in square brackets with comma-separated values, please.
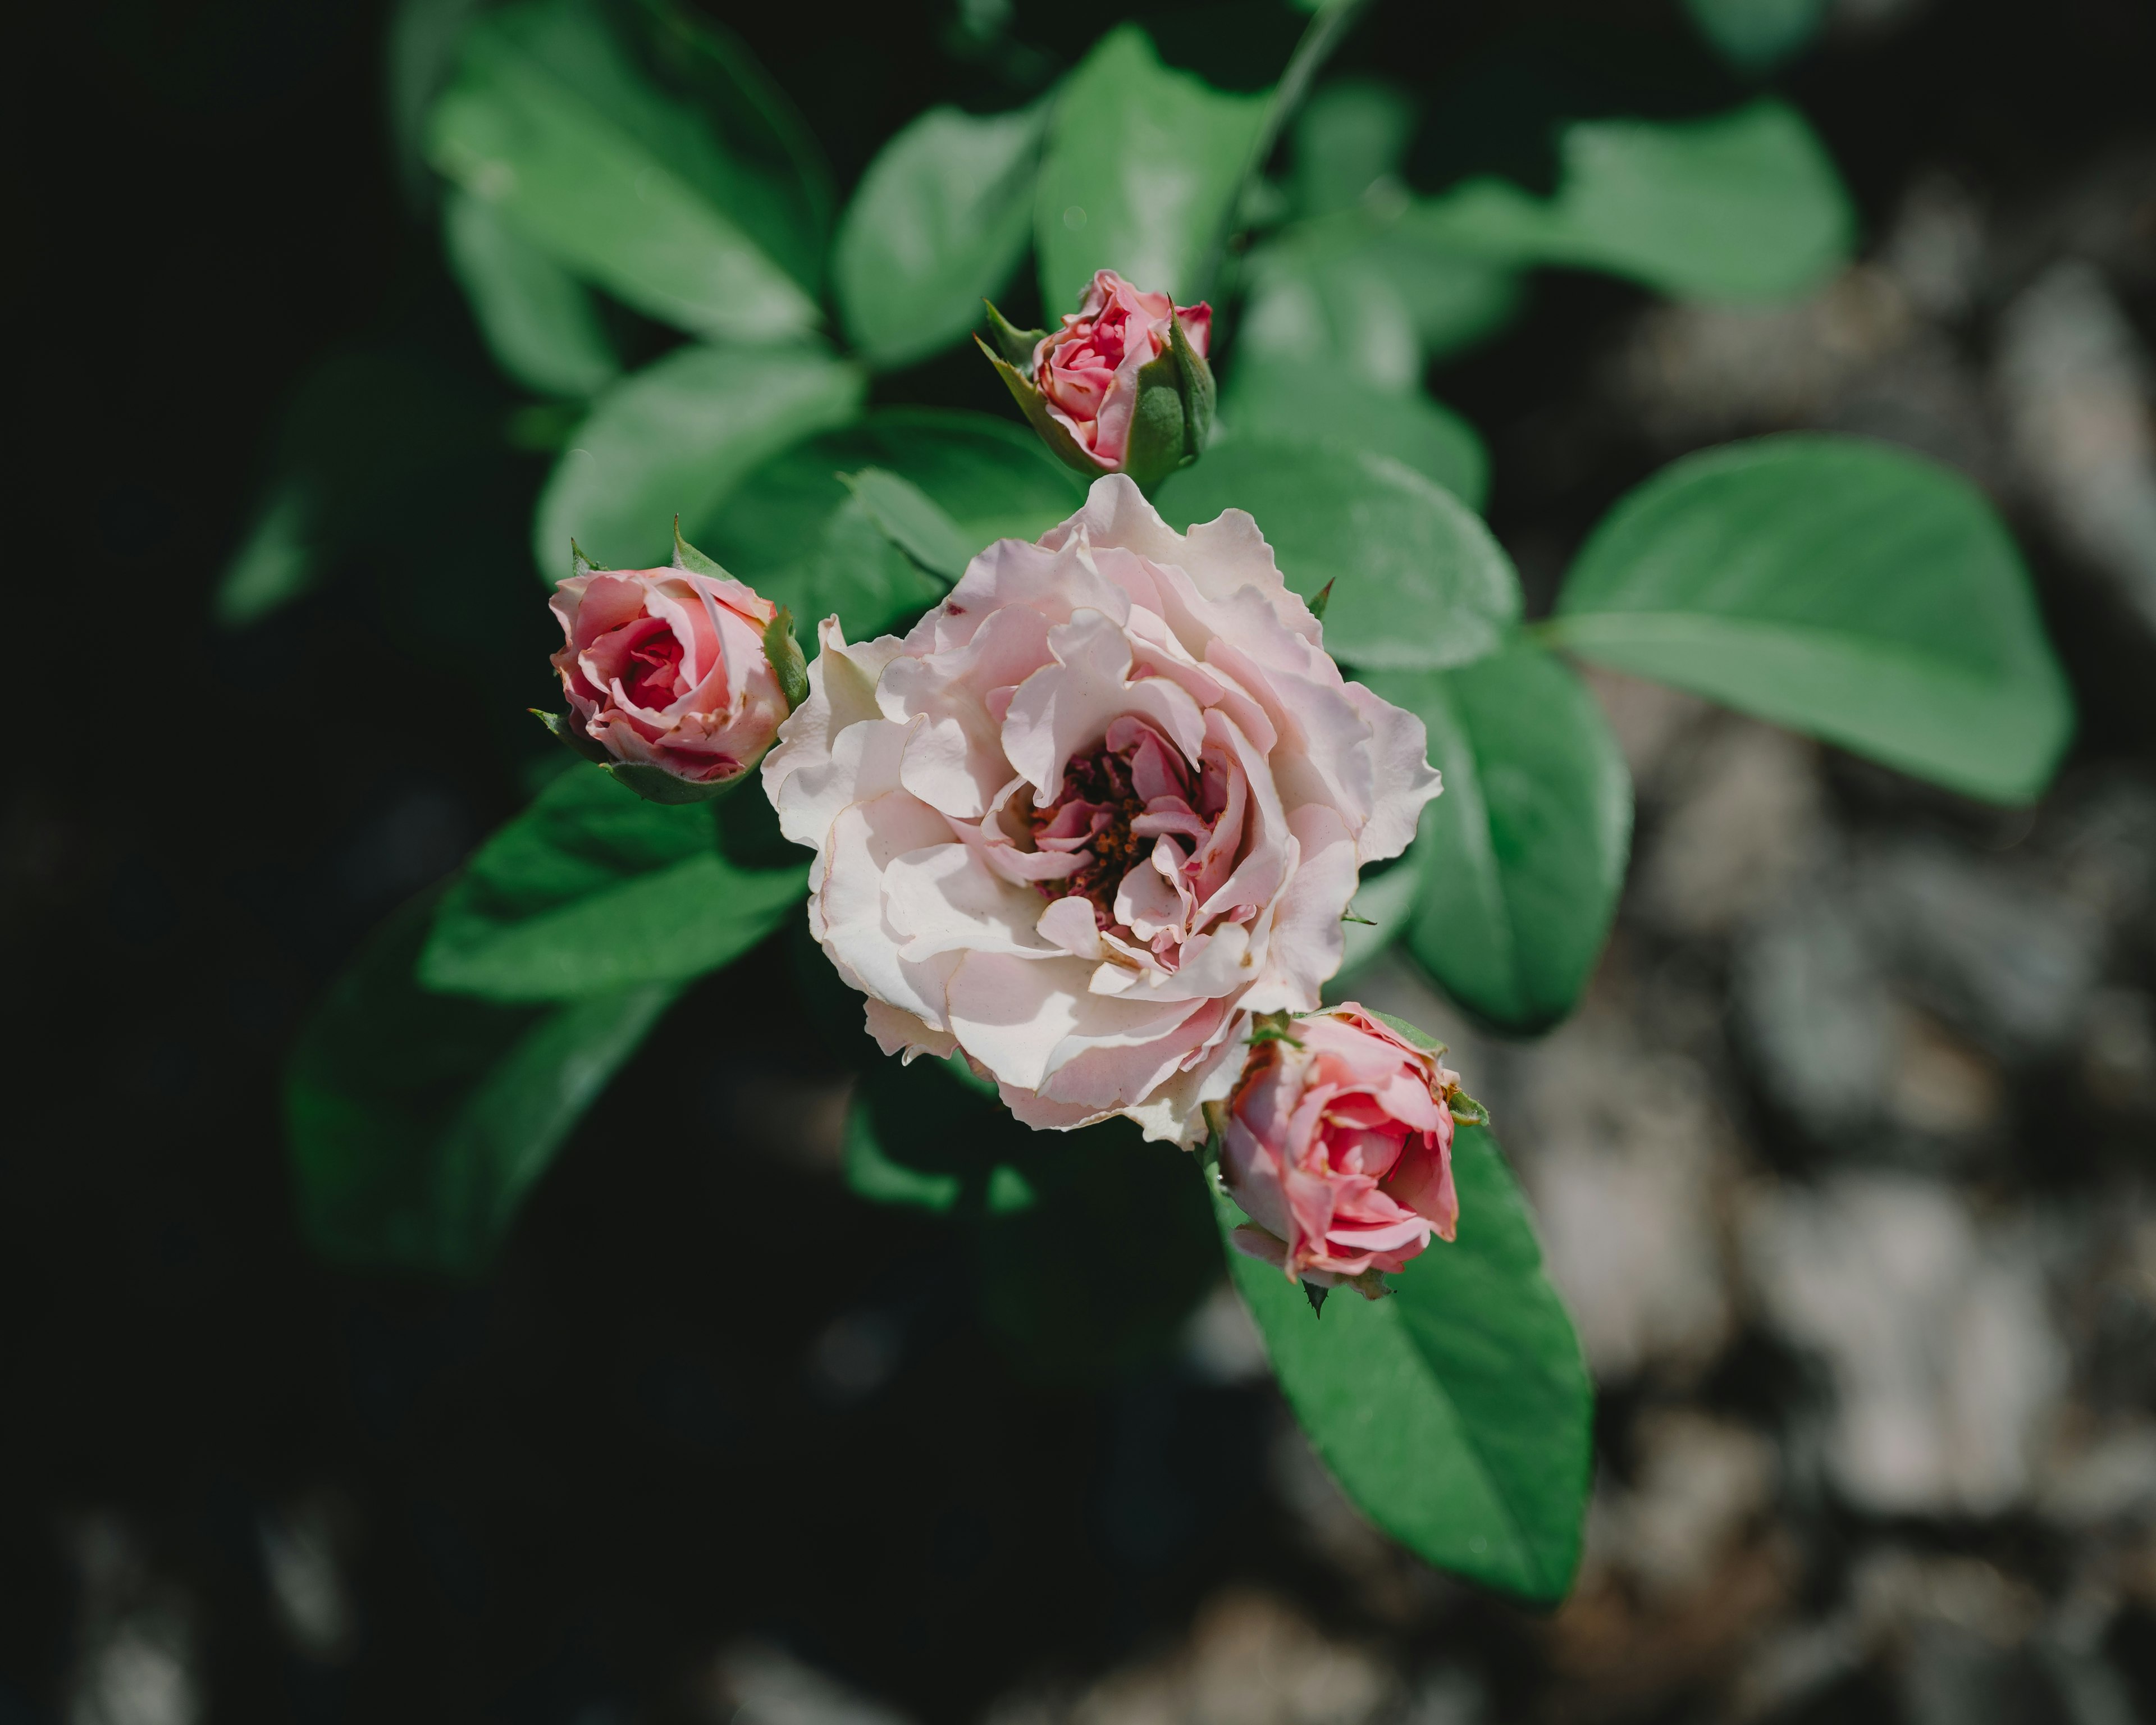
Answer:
[541, 528, 792, 804]
[977, 270, 1214, 492]
[1219, 1005, 1467, 1299]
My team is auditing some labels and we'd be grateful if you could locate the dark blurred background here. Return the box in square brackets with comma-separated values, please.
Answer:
[6, 1, 2155, 1721]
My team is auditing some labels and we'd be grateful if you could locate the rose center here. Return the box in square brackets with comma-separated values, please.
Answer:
[623, 627, 685, 708]
[1027, 722, 1223, 940]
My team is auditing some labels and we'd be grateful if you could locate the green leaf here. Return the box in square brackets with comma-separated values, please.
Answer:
[289, 891, 679, 1276]
[441, 186, 620, 398]
[1240, 216, 1524, 386]
[834, 99, 1049, 370]
[531, 342, 864, 579]
[1366, 644, 1632, 1033]
[983, 300, 1047, 367]
[1408, 99, 1853, 303]
[980, 340, 1102, 478]
[388, 0, 485, 208]
[426, 0, 822, 341]
[1685, 0, 1830, 73]
[1219, 1124, 1592, 1602]
[419, 762, 806, 1001]
[214, 484, 317, 627]
[1333, 851, 1424, 985]
[1289, 75, 1416, 218]
[213, 348, 499, 627]
[1220, 355, 1488, 510]
[1547, 434, 2075, 804]
[701, 410, 1086, 640]
[845, 1053, 1220, 1382]
[1035, 25, 1269, 311]
[1154, 441, 1520, 670]
[841, 467, 974, 583]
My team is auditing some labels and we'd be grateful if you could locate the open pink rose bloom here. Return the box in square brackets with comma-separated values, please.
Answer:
[1033, 270, 1212, 471]
[550, 566, 787, 784]
[1222, 1005, 1463, 1286]
[761, 476, 1442, 1144]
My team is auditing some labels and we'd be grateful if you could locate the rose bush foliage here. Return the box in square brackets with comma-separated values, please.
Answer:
[761, 475, 1441, 1144]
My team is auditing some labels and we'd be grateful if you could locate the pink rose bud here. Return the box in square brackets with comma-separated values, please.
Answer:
[977, 270, 1215, 492]
[1221, 1006, 1466, 1297]
[543, 533, 793, 802]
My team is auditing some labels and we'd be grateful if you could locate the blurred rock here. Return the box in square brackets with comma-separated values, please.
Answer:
[709, 1641, 913, 1725]
[1733, 879, 1899, 1138]
[258, 1493, 357, 1664]
[987, 1590, 1400, 1725]
[1880, 174, 1987, 324]
[1742, 1173, 2066, 1514]
[1993, 259, 2156, 637]
[1603, 1409, 1779, 1601]
[2038, 1422, 2156, 1530]
[63, 1514, 199, 1725]
[1857, 838, 2106, 1059]
[1637, 720, 1828, 939]
[1505, 1001, 1738, 1382]
[1179, 1281, 1271, 1386]
[1577, 665, 1714, 796]
[1605, 264, 1918, 446]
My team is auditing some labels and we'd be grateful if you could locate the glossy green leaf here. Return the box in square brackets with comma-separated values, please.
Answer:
[1220, 355, 1487, 510]
[1218, 1124, 1592, 1602]
[1366, 644, 1632, 1032]
[1035, 25, 1269, 311]
[531, 342, 864, 579]
[841, 467, 973, 583]
[1548, 435, 2075, 804]
[1408, 99, 1852, 303]
[1154, 441, 1520, 670]
[834, 99, 1049, 370]
[701, 410, 1085, 642]
[426, 0, 821, 341]
[289, 892, 680, 1276]
[442, 186, 620, 398]
[420, 762, 806, 1002]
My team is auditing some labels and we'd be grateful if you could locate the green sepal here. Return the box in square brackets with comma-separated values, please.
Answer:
[983, 299, 1047, 368]
[1309, 577, 1336, 622]
[1246, 1010, 1305, 1049]
[529, 709, 738, 805]
[977, 335, 1104, 480]
[1447, 1089, 1492, 1129]
[764, 605, 810, 711]
[533, 706, 610, 767]
[672, 515, 731, 577]
[1365, 1007, 1448, 1056]
[568, 538, 605, 581]
[1169, 313, 1214, 454]
[1121, 317, 1216, 494]
[1122, 345, 1193, 493]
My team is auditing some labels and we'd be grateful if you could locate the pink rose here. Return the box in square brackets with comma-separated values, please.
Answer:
[550, 566, 787, 786]
[760, 476, 1442, 1145]
[1222, 1005, 1463, 1289]
[1033, 270, 1212, 471]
